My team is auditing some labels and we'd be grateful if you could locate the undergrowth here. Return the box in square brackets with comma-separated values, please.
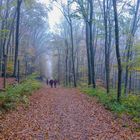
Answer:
[0, 73, 41, 111]
[81, 86, 140, 123]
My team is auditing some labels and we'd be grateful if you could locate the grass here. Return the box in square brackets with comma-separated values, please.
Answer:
[81, 86, 140, 123]
[0, 73, 42, 111]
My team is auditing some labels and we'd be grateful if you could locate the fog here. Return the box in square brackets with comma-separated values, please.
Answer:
[45, 54, 53, 79]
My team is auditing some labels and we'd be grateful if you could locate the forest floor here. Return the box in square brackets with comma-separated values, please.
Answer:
[0, 85, 140, 140]
[0, 77, 16, 89]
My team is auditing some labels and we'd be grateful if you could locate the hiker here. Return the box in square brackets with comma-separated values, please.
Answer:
[49, 79, 54, 88]
[54, 80, 57, 88]
[46, 79, 49, 85]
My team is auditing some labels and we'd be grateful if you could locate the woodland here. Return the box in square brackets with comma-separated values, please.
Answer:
[0, 0, 140, 139]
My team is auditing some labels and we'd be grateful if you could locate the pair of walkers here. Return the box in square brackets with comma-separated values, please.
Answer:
[46, 79, 58, 88]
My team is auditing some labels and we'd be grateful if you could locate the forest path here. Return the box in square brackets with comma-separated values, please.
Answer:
[0, 85, 139, 140]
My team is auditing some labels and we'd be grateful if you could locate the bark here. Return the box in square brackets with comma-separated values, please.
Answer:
[112, 0, 122, 102]
[13, 0, 22, 77]
[6, 10, 17, 55]
[65, 39, 69, 86]
[57, 48, 61, 83]
[3, 55, 7, 88]
[86, 22, 91, 85]
[68, 55, 71, 86]
[103, 0, 112, 93]
[2, 0, 9, 56]
[17, 60, 20, 83]
[103, 0, 109, 93]
[69, 20, 77, 87]
[128, 72, 132, 93]
[88, 0, 96, 88]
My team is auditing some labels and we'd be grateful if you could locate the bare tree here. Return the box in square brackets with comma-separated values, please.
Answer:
[124, 0, 140, 95]
[13, 0, 23, 77]
[112, 0, 122, 102]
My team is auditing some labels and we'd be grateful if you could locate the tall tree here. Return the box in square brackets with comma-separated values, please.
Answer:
[112, 0, 122, 101]
[76, 0, 96, 87]
[13, 0, 23, 77]
[54, 0, 77, 87]
[124, 0, 140, 95]
[88, 0, 96, 88]
[103, 0, 112, 93]
[77, 0, 92, 85]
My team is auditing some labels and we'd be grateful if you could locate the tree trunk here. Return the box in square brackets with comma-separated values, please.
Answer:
[89, 0, 96, 88]
[69, 20, 77, 87]
[3, 55, 7, 89]
[103, 0, 110, 93]
[112, 0, 122, 102]
[65, 39, 69, 86]
[6, 10, 17, 55]
[85, 22, 92, 85]
[13, 0, 22, 77]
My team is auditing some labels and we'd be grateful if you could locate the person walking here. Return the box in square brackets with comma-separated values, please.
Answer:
[49, 79, 54, 88]
[46, 79, 49, 85]
[54, 80, 57, 88]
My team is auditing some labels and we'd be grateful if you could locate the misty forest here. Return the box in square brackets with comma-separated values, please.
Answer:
[0, 0, 140, 139]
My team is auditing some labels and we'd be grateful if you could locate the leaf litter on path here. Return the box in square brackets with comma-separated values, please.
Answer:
[0, 86, 140, 140]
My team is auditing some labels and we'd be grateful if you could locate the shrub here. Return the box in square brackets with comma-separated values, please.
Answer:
[81, 87, 140, 123]
[0, 75, 41, 111]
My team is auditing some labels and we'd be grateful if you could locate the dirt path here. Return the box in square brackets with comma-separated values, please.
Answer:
[0, 86, 139, 140]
